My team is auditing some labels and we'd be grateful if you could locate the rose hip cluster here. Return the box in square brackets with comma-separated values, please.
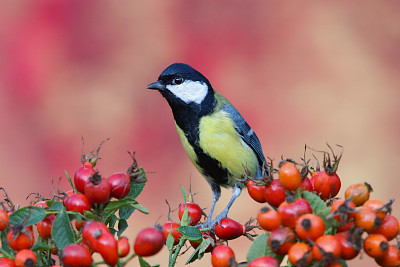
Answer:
[244, 149, 399, 267]
[0, 144, 149, 267]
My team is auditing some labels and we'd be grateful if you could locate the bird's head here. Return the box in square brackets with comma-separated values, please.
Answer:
[147, 63, 214, 107]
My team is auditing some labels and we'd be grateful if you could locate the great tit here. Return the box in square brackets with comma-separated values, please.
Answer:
[147, 63, 268, 228]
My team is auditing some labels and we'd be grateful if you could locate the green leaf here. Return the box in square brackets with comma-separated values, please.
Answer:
[9, 206, 47, 226]
[104, 198, 138, 211]
[117, 219, 128, 237]
[65, 170, 77, 192]
[180, 185, 187, 203]
[47, 201, 63, 211]
[82, 210, 101, 221]
[302, 191, 337, 233]
[107, 214, 118, 229]
[177, 226, 202, 241]
[246, 233, 284, 263]
[336, 259, 348, 267]
[1, 230, 11, 253]
[119, 205, 135, 220]
[128, 172, 146, 199]
[166, 228, 175, 251]
[302, 191, 329, 216]
[52, 210, 75, 250]
[110, 228, 117, 236]
[132, 203, 149, 214]
[179, 204, 189, 227]
[185, 242, 202, 264]
[197, 237, 212, 257]
[31, 240, 53, 251]
[138, 256, 151, 267]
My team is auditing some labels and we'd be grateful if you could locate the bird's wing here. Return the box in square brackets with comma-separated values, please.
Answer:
[221, 103, 267, 167]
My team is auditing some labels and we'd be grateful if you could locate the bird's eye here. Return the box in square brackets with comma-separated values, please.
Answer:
[173, 77, 184, 85]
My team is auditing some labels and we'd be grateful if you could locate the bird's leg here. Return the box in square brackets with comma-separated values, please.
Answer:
[199, 183, 221, 229]
[210, 182, 242, 228]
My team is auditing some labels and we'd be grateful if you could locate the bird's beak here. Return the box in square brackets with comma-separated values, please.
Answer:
[146, 81, 165, 91]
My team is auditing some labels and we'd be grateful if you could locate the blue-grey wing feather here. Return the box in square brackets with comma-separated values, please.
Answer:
[222, 104, 267, 167]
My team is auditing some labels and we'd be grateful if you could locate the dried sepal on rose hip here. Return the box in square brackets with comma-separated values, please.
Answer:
[327, 198, 357, 226]
[267, 227, 296, 255]
[243, 162, 273, 204]
[335, 228, 363, 260]
[74, 138, 108, 193]
[7, 224, 35, 251]
[288, 242, 313, 266]
[345, 182, 373, 206]
[14, 249, 37, 267]
[295, 213, 325, 241]
[363, 233, 389, 259]
[126, 151, 147, 183]
[312, 144, 343, 200]
[277, 195, 312, 229]
[214, 217, 259, 241]
[84, 172, 111, 204]
[312, 235, 342, 266]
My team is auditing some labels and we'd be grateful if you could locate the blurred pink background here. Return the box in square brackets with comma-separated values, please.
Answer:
[1, 1, 399, 266]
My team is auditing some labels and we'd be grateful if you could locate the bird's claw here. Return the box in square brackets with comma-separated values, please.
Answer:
[210, 211, 228, 229]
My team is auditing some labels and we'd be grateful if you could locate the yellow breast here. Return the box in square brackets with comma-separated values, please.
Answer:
[198, 111, 258, 179]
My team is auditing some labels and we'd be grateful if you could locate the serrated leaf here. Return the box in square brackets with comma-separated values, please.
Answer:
[247, 233, 284, 263]
[1, 230, 11, 253]
[31, 241, 53, 251]
[65, 170, 77, 192]
[302, 191, 337, 233]
[47, 201, 63, 211]
[177, 226, 202, 241]
[180, 185, 187, 203]
[180, 204, 189, 227]
[138, 256, 151, 267]
[119, 205, 135, 220]
[128, 172, 146, 199]
[185, 242, 202, 264]
[104, 198, 138, 211]
[9, 206, 47, 226]
[52, 210, 75, 250]
[302, 191, 328, 214]
[110, 228, 117, 236]
[166, 228, 175, 251]
[107, 214, 118, 228]
[132, 203, 149, 214]
[198, 237, 212, 257]
[117, 219, 128, 237]
[82, 210, 101, 221]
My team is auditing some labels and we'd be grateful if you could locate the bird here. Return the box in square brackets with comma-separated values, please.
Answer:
[147, 63, 268, 228]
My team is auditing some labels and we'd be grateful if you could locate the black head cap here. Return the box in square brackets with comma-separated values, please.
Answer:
[159, 63, 209, 83]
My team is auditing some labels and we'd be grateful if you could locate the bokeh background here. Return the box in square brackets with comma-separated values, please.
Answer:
[1, 1, 399, 266]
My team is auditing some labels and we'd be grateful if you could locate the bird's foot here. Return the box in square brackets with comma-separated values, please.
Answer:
[210, 210, 229, 229]
[196, 217, 212, 230]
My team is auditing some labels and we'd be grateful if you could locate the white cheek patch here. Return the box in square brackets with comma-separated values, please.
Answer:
[166, 80, 208, 104]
